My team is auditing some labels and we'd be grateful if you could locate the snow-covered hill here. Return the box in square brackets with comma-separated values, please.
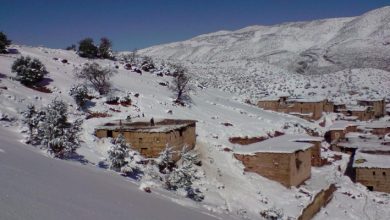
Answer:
[1, 44, 389, 219]
[139, 6, 390, 101]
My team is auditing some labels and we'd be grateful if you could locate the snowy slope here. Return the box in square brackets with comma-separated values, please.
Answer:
[1, 45, 389, 219]
[138, 6, 390, 101]
[0, 128, 229, 220]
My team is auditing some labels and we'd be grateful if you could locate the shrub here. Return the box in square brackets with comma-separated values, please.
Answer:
[21, 99, 83, 158]
[78, 38, 98, 58]
[0, 32, 11, 53]
[98, 37, 113, 59]
[69, 84, 89, 110]
[74, 62, 116, 95]
[11, 56, 48, 86]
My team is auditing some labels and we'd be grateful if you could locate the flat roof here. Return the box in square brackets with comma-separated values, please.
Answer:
[328, 121, 357, 131]
[96, 118, 196, 133]
[287, 97, 325, 103]
[258, 96, 281, 101]
[234, 134, 322, 154]
[353, 148, 390, 169]
[361, 121, 390, 129]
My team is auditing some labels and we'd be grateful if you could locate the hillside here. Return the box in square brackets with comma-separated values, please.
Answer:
[139, 7, 390, 101]
[1, 45, 389, 219]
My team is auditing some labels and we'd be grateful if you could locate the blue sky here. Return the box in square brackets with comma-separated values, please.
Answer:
[0, 0, 389, 51]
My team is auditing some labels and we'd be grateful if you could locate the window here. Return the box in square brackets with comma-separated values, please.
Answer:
[367, 186, 374, 191]
[107, 130, 113, 138]
[373, 171, 376, 176]
[383, 172, 386, 176]
[179, 130, 183, 136]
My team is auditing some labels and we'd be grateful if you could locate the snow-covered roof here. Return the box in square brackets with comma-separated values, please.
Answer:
[328, 121, 357, 131]
[288, 97, 325, 103]
[95, 118, 196, 133]
[258, 96, 281, 101]
[353, 148, 390, 169]
[337, 141, 387, 150]
[361, 121, 390, 129]
[234, 134, 322, 154]
[357, 97, 385, 102]
[345, 105, 369, 111]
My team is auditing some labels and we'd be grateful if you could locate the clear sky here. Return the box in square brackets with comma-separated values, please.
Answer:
[0, 0, 389, 51]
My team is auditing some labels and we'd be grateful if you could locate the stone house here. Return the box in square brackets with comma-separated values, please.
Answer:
[95, 119, 196, 160]
[323, 99, 335, 113]
[233, 134, 319, 187]
[257, 96, 326, 120]
[357, 98, 385, 118]
[325, 121, 357, 144]
[353, 147, 390, 193]
[359, 121, 390, 138]
[340, 106, 375, 121]
[287, 98, 325, 120]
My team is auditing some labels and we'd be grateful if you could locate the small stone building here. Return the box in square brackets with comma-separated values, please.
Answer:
[360, 121, 390, 138]
[325, 121, 357, 144]
[340, 106, 375, 121]
[95, 119, 196, 160]
[357, 98, 385, 118]
[287, 98, 325, 120]
[234, 135, 318, 187]
[354, 147, 390, 193]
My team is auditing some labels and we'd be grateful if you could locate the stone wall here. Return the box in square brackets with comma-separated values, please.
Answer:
[355, 167, 390, 193]
[298, 184, 337, 220]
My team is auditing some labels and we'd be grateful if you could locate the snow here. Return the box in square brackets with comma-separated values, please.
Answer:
[328, 121, 357, 131]
[354, 149, 390, 169]
[0, 127, 227, 220]
[234, 134, 322, 154]
[1, 7, 390, 219]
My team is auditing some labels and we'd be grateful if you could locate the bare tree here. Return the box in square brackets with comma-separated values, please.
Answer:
[169, 63, 191, 104]
[74, 62, 116, 95]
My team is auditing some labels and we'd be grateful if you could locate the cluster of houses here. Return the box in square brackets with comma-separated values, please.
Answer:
[325, 120, 390, 193]
[257, 96, 387, 121]
[94, 115, 389, 193]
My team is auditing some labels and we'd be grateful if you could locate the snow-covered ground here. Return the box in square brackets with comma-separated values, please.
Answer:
[0, 43, 389, 219]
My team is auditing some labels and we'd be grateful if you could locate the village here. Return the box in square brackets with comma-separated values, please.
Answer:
[94, 95, 390, 195]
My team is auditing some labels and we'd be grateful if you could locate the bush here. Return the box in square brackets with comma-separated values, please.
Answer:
[78, 38, 98, 58]
[108, 134, 129, 172]
[98, 37, 113, 59]
[11, 56, 48, 86]
[74, 62, 116, 95]
[69, 84, 89, 110]
[0, 32, 11, 53]
[21, 99, 83, 158]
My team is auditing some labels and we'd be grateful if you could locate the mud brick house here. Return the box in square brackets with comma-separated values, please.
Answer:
[234, 134, 321, 187]
[257, 96, 326, 120]
[353, 147, 390, 193]
[95, 119, 196, 160]
[257, 96, 288, 112]
[325, 121, 357, 144]
[340, 106, 375, 121]
[359, 121, 390, 138]
[287, 98, 325, 120]
[357, 98, 385, 118]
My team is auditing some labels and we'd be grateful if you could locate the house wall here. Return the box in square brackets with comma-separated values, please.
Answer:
[310, 142, 322, 166]
[329, 130, 345, 143]
[95, 124, 196, 160]
[371, 127, 390, 137]
[234, 148, 311, 187]
[323, 101, 334, 113]
[355, 168, 390, 193]
[257, 100, 280, 111]
[287, 102, 324, 120]
[358, 100, 385, 118]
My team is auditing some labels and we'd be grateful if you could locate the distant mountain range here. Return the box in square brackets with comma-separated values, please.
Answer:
[141, 7, 390, 75]
[139, 7, 390, 100]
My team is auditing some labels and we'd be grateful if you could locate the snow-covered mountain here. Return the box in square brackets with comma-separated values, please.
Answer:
[139, 6, 390, 100]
